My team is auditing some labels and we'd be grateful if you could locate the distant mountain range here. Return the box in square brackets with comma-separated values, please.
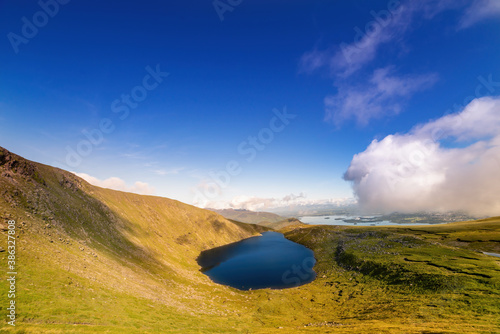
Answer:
[267, 203, 358, 217]
[210, 208, 309, 230]
[209, 208, 287, 225]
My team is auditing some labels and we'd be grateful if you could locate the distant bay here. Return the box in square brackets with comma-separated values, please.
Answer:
[299, 215, 454, 226]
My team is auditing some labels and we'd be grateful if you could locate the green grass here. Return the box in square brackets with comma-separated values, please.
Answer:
[282, 221, 500, 332]
[2, 218, 498, 333]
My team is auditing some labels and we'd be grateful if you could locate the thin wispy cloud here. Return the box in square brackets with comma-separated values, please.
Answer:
[459, 0, 500, 29]
[300, 1, 459, 78]
[300, 0, 495, 128]
[120, 152, 148, 160]
[325, 67, 438, 126]
[154, 167, 184, 176]
[344, 96, 500, 216]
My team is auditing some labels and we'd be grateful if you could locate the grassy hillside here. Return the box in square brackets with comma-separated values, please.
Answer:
[0, 147, 268, 332]
[211, 208, 286, 225]
[282, 220, 500, 332]
[0, 146, 499, 333]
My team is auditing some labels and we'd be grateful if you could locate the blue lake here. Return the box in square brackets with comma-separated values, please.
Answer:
[197, 232, 316, 290]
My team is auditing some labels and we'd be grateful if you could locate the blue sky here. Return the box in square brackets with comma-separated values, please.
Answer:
[1, 0, 500, 213]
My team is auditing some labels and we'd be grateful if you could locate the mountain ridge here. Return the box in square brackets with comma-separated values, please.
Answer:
[210, 208, 287, 225]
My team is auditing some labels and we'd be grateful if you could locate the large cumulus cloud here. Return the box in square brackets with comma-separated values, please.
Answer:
[344, 96, 500, 216]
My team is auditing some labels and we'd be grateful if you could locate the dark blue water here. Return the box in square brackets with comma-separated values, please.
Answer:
[197, 232, 316, 290]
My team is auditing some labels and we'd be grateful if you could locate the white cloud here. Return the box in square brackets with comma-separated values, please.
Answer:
[200, 193, 355, 212]
[130, 181, 156, 195]
[300, 10, 399, 77]
[459, 0, 500, 29]
[229, 193, 306, 211]
[344, 96, 500, 216]
[300, 0, 496, 78]
[73, 173, 156, 195]
[325, 67, 438, 126]
[300, 1, 461, 77]
[154, 167, 184, 176]
[299, 0, 500, 128]
[299, 1, 469, 127]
